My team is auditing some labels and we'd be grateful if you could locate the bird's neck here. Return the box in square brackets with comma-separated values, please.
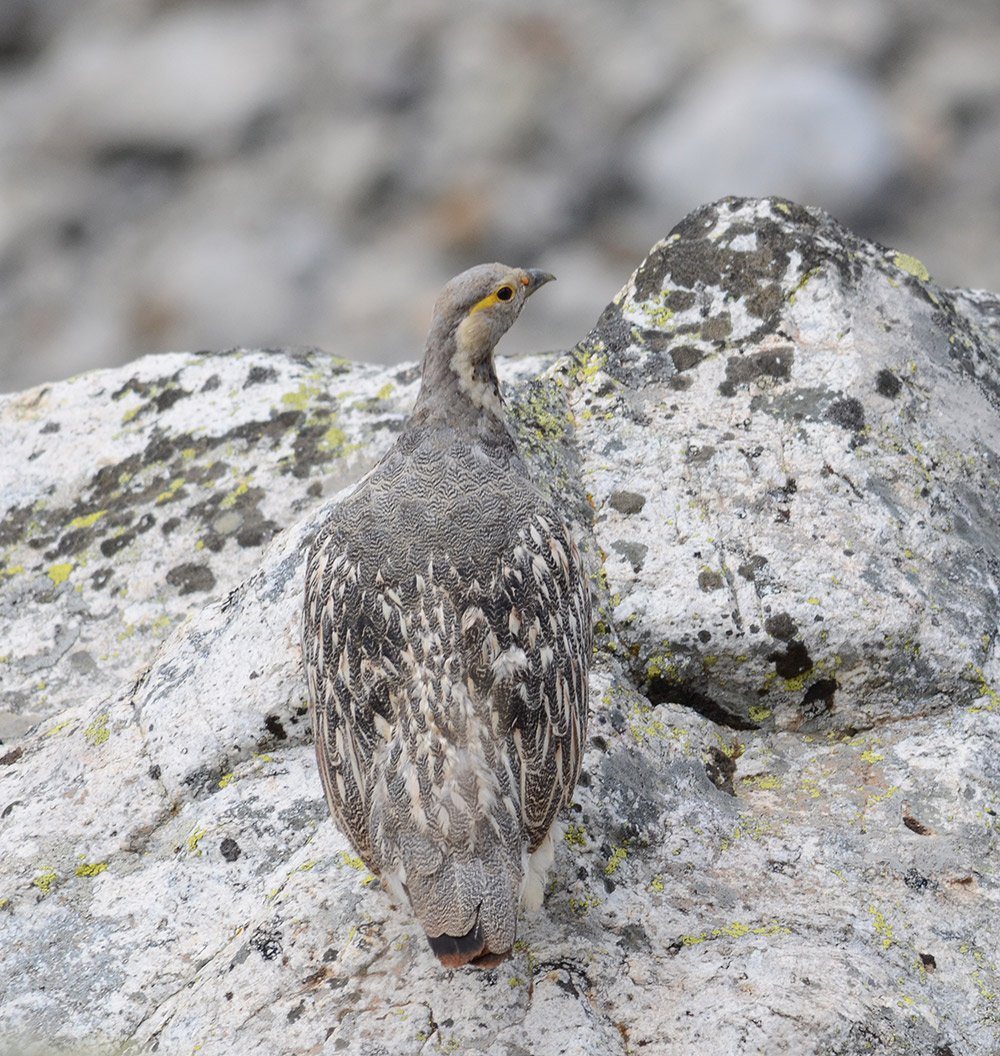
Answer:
[410, 318, 507, 432]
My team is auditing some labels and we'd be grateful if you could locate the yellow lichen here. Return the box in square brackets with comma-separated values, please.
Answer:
[564, 823, 587, 847]
[69, 510, 107, 529]
[869, 905, 895, 949]
[187, 827, 207, 854]
[47, 562, 73, 586]
[75, 861, 108, 878]
[893, 253, 931, 283]
[32, 868, 59, 894]
[605, 845, 628, 876]
[220, 480, 250, 509]
[155, 478, 185, 505]
[83, 713, 110, 746]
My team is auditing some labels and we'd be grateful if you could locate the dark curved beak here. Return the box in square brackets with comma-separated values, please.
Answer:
[524, 269, 556, 297]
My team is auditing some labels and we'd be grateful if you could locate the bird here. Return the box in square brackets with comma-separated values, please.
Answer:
[302, 263, 591, 969]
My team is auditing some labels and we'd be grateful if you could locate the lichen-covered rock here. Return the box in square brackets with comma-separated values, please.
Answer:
[2, 199, 1000, 1055]
[577, 196, 1000, 733]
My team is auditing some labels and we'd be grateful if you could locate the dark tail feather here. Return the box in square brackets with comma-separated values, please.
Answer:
[427, 917, 486, 968]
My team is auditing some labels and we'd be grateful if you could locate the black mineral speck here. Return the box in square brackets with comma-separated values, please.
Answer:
[148, 764, 162, 780]
[264, 714, 288, 741]
[249, 924, 282, 961]
[705, 746, 737, 796]
[875, 369, 902, 398]
[220, 837, 242, 862]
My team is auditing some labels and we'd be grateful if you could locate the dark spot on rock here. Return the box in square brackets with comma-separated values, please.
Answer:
[903, 868, 930, 891]
[220, 837, 242, 861]
[165, 562, 216, 595]
[264, 715, 287, 741]
[801, 678, 837, 712]
[701, 313, 732, 343]
[768, 639, 811, 678]
[307, 482, 323, 498]
[1, 747, 24, 765]
[245, 365, 278, 387]
[143, 434, 176, 463]
[611, 540, 647, 573]
[608, 490, 646, 515]
[152, 387, 190, 413]
[40, 421, 60, 434]
[719, 348, 794, 396]
[698, 569, 724, 592]
[903, 812, 933, 836]
[668, 374, 692, 391]
[875, 369, 902, 398]
[136, 512, 156, 533]
[249, 924, 282, 961]
[100, 532, 134, 557]
[920, 953, 937, 972]
[619, 923, 650, 953]
[161, 518, 181, 535]
[738, 555, 768, 582]
[670, 346, 705, 372]
[826, 396, 865, 431]
[764, 612, 798, 641]
[236, 520, 280, 549]
[705, 746, 738, 796]
[202, 375, 221, 392]
[697, 630, 711, 643]
[685, 444, 715, 465]
[744, 282, 783, 320]
[148, 765, 162, 780]
[287, 1001, 305, 1024]
[322, 947, 338, 962]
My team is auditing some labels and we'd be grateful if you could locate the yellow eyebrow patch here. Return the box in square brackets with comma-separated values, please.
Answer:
[469, 284, 515, 316]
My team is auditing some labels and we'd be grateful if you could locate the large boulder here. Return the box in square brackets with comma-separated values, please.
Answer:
[1, 197, 999, 1055]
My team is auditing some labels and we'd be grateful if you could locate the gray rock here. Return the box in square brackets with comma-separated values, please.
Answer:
[2, 198, 1000, 1055]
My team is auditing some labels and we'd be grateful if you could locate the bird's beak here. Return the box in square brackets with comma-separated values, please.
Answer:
[523, 269, 556, 297]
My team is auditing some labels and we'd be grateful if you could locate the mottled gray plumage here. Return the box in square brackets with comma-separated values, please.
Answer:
[303, 263, 591, 968]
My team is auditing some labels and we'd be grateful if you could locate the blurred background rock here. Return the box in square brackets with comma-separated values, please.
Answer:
[1, 0, 998, 392]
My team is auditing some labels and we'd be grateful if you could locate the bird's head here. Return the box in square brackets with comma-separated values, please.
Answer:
[413, 263, 555, 425]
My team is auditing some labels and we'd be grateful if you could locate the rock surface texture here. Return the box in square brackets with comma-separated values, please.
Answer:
[2, 198, 1000, 1055]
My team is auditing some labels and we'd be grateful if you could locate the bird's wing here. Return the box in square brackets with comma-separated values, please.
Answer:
[475, 511, 592, 853]
[303, 515, 396, 869]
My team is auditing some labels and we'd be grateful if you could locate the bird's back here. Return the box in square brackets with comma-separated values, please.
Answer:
[304, 421, 590, 965]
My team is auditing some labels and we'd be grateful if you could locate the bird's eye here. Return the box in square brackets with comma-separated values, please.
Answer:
[496, 285, 514, 301]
